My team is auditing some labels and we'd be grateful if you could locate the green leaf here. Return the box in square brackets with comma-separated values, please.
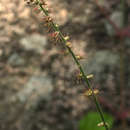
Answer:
[79, 111, 114, 130]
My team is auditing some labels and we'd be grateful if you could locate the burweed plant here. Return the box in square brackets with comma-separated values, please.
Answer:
[24, 0, 110, 129]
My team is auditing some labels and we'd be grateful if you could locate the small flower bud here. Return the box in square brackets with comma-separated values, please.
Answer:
[49, 31, 60, 42]
[78, 73, 82, 77]
[55, 24, 59, 28]
[97, 122, 109, 127]
[83, 89, 99, 97]
[76, 55, 84, 60]
[43, 16, 53, 23]
[86, 74, 94, 79]
[46, 8, 51, 13]
[77, 73, 93, 79]
[76, 72, 83, 81]
[66, 42, 72, 48]
[64, 36, 70, 41]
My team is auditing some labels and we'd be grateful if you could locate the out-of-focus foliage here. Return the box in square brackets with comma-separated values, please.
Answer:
[79, 112, 114, 130]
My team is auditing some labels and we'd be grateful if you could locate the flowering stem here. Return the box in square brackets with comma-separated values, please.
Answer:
[28, 1, 109, 130]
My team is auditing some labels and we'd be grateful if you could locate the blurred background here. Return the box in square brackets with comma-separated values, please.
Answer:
[0, 0, 130, 130]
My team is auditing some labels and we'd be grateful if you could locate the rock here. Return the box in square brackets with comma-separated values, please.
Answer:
[1, 74, 53, 130]
[13, 74, 53, 106]
[83, 50, 119, 83]
[105, 11, 123, 36]
[8, 53, 25, 66]
[20, 34, 47, 54]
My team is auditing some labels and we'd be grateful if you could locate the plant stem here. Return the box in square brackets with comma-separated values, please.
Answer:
[39, 3, 109, 130]
[119, 0, 128, 114]
[119, 0, 128, 128]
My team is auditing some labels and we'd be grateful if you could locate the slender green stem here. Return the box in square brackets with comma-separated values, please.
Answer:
[39, 2, 108, 130]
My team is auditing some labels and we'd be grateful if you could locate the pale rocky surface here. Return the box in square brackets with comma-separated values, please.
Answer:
[20, 34, 47, 54]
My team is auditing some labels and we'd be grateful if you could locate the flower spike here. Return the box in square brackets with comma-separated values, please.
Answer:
[24, 1, 109, 129]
